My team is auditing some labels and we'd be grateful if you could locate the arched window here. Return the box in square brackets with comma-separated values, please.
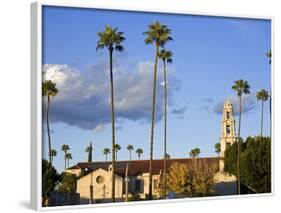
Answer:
[226, 125, 231, 134]
[226, 111, 230, 119]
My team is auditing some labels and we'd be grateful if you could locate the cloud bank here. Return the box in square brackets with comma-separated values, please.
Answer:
[42, 61, 181, 130]
[213, 95, 256, 115]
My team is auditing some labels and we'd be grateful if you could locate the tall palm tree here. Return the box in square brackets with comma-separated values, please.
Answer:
[127, 144, 134, 160]
[266, 49, 272, 65]
[189, 148, 200, 158]
[49, 149, 57, 165]
[42, 80, 58, 165]
[96, 25, 125, 202]
[266, 49, 272, 139]
[103, 148, 111, 162]
[256, 89, 269, 137]
[61, 144, 70, 170]
[143, 21, 172, 200]
[214, 143, 221, 157]
[114, 144, 121, 161]
[232, 79, 250, 195]
[135, 148, 143, 160]
[65, 153, 72, 169]
[158, 49, 173, 197]
[85, 142, 93, 162]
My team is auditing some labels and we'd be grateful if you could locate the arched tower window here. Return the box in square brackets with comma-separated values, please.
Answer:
[226, 125, 231, 134]
[226, 111, 230, 119]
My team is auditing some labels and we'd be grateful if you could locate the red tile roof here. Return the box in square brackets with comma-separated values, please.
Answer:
[69, 157, 219, 176]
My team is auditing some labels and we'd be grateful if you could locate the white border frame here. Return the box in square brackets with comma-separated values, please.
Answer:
[31, 0, 274, 211]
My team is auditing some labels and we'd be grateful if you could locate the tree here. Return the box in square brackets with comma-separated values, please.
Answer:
[114, 144, 121, 161]
[163, 153, 170, 159]
[166, 161, 217, 197]
[136, 148, 143, 160]
[49, 149, 57, 165]
[103, 148, 111, 162]
[266, 49, 272, 65]
[85, 142, 93, 162]
[256, 89, 269, 137]
[189, 148, 201, 158]
[97, 25, 125, 202]
[42, 160, 60, 207]
[58, 172, 77, 194]
[214, 143, 221, 157]
[224, 136, 271, 193]
[143, 21, 172, 200]
[65, 153, 72, 169]
[166, 162, 191, 195]
[266, 50, 272, 139]
[127, 144, 134, 160]
[232, 79, 250, 194]
[61, 144, 70, 171]
[42, 80, 58, 165]
[158, 49, 173, 197]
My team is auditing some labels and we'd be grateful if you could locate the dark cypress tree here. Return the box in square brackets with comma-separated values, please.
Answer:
[88, 142, 93, 162]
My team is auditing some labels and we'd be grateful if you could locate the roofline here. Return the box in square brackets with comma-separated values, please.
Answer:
[77, 156, 219, 163]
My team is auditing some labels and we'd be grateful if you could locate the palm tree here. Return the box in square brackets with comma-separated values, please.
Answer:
[85, 142, 93, 162]
[256, 89, 269, 137]
[266, 50, 272, 139]
[266, 49, 272, 65]
[49, 149, 57, 165]
[42, 80, 58, 165]
[114, 144, 121, 161]
[103, 148, 111, 162]
[163, 153, 170, 159]
[135, 148, 143, 160]
[61, 144, 70, 170]
[127, 144, 134, 160]
[65, 153, 72, 169]
[214, 143, 221, 157]
[96, 25, 125, 202]
[143, 21, 172, 200]
[189, 148, 200, 158]
[232, 79, 250, 195]
[158, 49, 173, 197]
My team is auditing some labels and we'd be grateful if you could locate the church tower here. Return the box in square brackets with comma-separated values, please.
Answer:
[219, 99, 236, 170]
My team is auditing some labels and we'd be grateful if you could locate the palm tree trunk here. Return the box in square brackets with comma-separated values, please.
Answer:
[269, 91, 271, 139]
[129, 151, 131, 160]
[106, 154, 108, 162]
[149, 44, 159, 200]
[261, 100, 264, 137]
[64, 152, 67, 171]
[138, 154, 140, 160]
[163, 60, 167, 197]
[109, 48, 116, 202]
[67, 158, 69, 169]
[237, 95, 242, 195]
[46, 95, 52, 165]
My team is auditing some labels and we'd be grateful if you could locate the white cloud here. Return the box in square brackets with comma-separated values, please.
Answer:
[213, 94, 256, 115]
[94, 124, 105, 132]
[42, 61, 181, 130]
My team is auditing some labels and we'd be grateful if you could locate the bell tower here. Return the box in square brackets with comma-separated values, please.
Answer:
[219, 98, 236, 170]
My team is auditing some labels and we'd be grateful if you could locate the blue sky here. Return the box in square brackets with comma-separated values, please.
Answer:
[42, 6, 271, 172]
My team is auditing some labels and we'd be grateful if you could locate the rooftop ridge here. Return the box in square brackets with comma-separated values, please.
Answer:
[69, 157, 220, 168]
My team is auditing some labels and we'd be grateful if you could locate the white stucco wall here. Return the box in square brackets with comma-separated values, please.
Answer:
[76, 168, 123, 201]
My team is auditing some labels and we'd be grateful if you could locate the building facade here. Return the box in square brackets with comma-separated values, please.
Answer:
[67, 158, 219, 203]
